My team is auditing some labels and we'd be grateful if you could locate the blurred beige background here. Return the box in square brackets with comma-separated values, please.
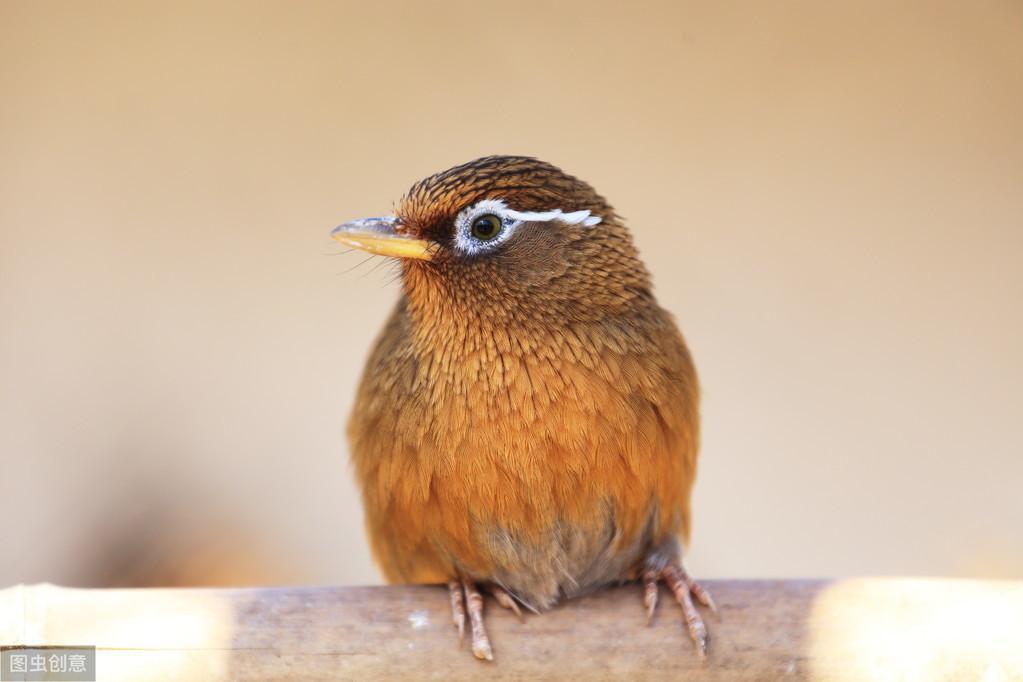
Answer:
[1, 0, 1021, 589]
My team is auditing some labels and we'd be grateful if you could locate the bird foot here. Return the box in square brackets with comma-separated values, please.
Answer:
[448, 579, 494, 661]
[643, 562, 717, 657]
[447, 580, 528, 661]
[490, 584, 525, 621]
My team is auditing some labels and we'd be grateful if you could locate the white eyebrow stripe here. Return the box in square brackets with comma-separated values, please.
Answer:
[451, 198, 602, 256]
[504, 208, 602, 227]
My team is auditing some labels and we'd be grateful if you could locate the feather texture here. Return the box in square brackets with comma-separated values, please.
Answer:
[346, 156, 700, 610]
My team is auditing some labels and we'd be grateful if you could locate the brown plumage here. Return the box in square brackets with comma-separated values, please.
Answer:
[336, 156, 714, 660]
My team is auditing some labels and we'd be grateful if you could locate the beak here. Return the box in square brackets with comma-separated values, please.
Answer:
[330, 216, 434, 261]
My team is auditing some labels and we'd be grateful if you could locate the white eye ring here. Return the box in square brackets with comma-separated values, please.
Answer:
[452, 198, 601, 256]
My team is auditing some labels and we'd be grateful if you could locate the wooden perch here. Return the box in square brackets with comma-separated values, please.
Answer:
[2, 578, 1021, 680]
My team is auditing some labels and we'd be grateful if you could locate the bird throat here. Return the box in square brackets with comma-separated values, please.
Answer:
[397, 258, 664, 420]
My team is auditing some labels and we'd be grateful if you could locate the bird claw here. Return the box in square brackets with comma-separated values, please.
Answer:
[643, 569, 659, 624]
[644, 562, 715, 657]
[449, 579, 494, 661]
[687, 576, 719, 618]
[490, 584, 525, 622]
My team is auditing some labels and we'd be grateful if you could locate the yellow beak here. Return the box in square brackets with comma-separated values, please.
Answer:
[330, 216, 434, 261]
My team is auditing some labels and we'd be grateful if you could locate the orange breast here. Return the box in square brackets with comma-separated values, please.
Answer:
[348, 301, 698, 608]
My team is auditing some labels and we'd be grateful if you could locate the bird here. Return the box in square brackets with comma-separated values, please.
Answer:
[333, 155, 714, 661]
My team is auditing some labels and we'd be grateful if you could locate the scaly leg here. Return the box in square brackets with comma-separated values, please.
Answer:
[644, 562, 717, 657]
[462, 579, 494, 660]
[448, 580, 465, 642]
[449, 580, 518, 661]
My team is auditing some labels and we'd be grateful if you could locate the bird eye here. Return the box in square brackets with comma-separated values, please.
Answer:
[470, 214, 503, 241]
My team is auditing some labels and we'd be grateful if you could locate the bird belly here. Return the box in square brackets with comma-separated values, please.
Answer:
[367, 454, 665, 611]
[348, 307, 697, 611]
[354, 381, 689, 611]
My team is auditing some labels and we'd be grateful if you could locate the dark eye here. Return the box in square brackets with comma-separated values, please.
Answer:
[470, 214, 503, 241]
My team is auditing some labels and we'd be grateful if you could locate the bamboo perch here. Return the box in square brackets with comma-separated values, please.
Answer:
[1, 579, 1021, 680]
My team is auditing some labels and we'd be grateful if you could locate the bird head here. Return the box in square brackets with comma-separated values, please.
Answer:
[332, 156, 653, 326]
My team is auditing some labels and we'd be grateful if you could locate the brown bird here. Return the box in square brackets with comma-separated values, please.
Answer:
[333, 156, 714, 661]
